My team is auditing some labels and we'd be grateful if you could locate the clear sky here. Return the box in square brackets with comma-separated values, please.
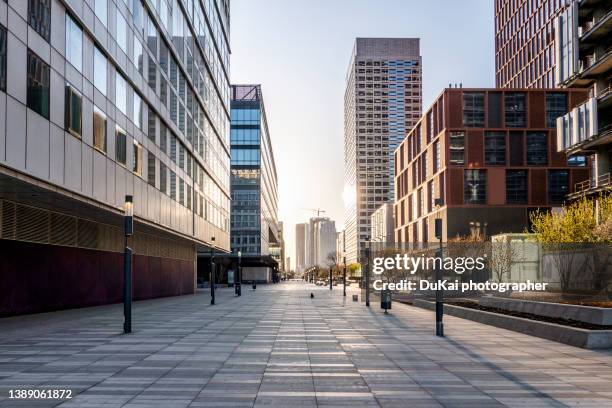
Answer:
[230, 0, 496, 268]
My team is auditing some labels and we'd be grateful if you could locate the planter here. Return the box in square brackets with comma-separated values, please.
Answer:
[412, 299, 612, 349]
[479, 296, 612, 325]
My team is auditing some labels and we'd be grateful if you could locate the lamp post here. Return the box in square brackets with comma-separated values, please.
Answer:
[434, 197, 444, 337]
[343, 256, 347, 297]
[364, 237, 370, 307]
[210, 237, 215, 305]
[236, 250, 242, 296]
[329, 267, 333, 290]
[123, 195, 133, 334]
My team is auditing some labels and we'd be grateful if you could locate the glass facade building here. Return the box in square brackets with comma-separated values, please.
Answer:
[344, 38, 422, 264]
[0, 0, 230, 316]
[230, 84, 279, 256]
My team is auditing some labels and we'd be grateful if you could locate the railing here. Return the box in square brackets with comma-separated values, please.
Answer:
[599, 84, 612, 100]
[574, 173, 612, 195]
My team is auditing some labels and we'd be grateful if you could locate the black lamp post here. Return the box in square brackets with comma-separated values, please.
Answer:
[329, 267, 333, 290]
[236, 250, 242, 296]
[434, 197, 444, 337]
[123, 195, 133, 334]
[343, 256, 347, 297]
[364, 237, 370, 307]
[210, 237, 215, 305]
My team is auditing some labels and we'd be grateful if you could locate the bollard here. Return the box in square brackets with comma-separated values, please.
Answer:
[352, 294, 358, 302]
[381, 289, 392, 314]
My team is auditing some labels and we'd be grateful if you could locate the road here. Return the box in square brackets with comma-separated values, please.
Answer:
[1, 281, 612, 407]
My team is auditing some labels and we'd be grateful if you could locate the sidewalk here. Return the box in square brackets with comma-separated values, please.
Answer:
[0, 282, 611, 407]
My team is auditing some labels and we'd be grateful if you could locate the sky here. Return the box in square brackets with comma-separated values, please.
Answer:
[230, 0, 496, 269]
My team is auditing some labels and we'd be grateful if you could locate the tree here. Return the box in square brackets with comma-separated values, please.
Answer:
[489, 235, 522, 283]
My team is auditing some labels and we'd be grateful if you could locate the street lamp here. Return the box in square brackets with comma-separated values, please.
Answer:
[123, 195, 133, 334]
[329, 267, 333, 290]
[434, 197, 444, 337]
[210, 237, 215, 305]
[364, 237, 371, 307]
[236, 250, 242, 296]
[343, 256, 347, 297]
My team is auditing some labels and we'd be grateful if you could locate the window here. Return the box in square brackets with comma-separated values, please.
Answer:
[568, 155, 587, 167]
[93, 107, 107, 153]
[116, 12, 128, 54]
[94, 0, 107, 26]
[463, 93, 485, 127]
[116, 127, 127, 165]
[27, 50, 50, 119]
[506, 170, 527, 204]
[433, 140, 440, 172]
[505, 92, 526, 127]
[546, 93, 567, 128]
[66, 15, 83, 71]
[133, 141, 142, 175]
[449, 132, 465, 164]
[485, 132, 506, 165]
[548, 170, 568, 204]
[93, 47, 107, 95]
[170, 170, 176, 200]
[116, 74, 127, 115]
[148, 107, 156, 142]
[133, 37, 144, 75]
[147, 151, 156, 186]
[160, 162, 167, 194]
[0, 24, 6, 92]
[28, 0, 51, 42]
[133, 92, 142, 129]
[65, 85, 82, 137]
[526, 132, 547, 165]
[147, 14, 157, 53]
[464, 170, 487, 204]
[132, 0, 144, 36]
[179, 177, 184, 205]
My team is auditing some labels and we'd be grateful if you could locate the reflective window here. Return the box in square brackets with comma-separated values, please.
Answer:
[133, 92, 142, 129]
[94, 0, 107, 27]
[28, 0, 51, 42]
[133, 141, 142, 175]
[548, 170, 568, 204]
[65, 85, 82, 137]
[449, 132, 465, 165]
[463, 93, 485, 127]
[485, 131, 506, 165]
[505, 92, 526, 127]
[526, 132, 548, 165]
[27, 50, 50, 119]
[93, 47, 107, 95]
[66, 15, 82, 71]
[506, 170, 527, 204]
[133, 37, 144, 75]
[116, 11, 128, 54]
[116, 74, 127, 115]
[93, 106, 107, 153]
[546, 93, 567, 128]
[464, 170, 487, 204]
[116, 127, 127, 165]
[147, 151, 156, 186]
[0, 24, 6, 92]
[160, 162, 167, 194]
[132, 0, 144, 36]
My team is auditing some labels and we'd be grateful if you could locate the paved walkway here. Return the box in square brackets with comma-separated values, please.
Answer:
[1, 282, 612, 407]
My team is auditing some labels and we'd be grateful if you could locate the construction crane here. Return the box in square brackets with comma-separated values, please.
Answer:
[301, 208, 326, 217]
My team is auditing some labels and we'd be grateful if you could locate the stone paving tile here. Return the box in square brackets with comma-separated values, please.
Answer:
[1, 283, 612, 407]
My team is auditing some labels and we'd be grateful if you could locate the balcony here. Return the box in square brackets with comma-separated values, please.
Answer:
[557, 97, 599, 154]
[579, 8, 612, 44]
[570, 172, 612, 199]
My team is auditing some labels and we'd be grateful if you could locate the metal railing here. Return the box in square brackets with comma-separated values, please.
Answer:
[574, 173, 612, 195]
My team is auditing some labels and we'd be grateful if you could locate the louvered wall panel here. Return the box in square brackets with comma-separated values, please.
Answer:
[15, 204, 49, 244]
[50, 212, 77, 247]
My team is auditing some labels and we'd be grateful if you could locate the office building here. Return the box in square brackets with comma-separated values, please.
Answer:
[336, 230, 345, 263]
[295, 222, 307, 272]
[555, 0, 612, 198]
[495, 0, 569, 88]
[312, 217, 337, 266]
[370, 202, 395, 243]
[344, 37, 422, 263]
[229, 84, 279, 282]
[270, 221, 285, 272]
[0, 0, 230, 316]
[394, 88, 589, 242]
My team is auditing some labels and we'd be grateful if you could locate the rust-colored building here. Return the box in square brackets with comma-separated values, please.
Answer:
[394, 88, 589, 243]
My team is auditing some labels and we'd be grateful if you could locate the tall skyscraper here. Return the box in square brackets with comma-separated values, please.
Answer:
[0, 0, 230, 316]
[295, 223, 308, 272]
[344, 38, 422, 263]
[495, 0, 569, 88]
[230, 85, 280, 257]
[312, 218, 337, 266]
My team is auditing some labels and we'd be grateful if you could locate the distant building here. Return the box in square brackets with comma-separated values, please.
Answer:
[370, 203, 395, 244]
[344, 37, 422, 264]
[285, 257, 291, 273]
[295, 223, 308, 272]
[336, 230, 346, 263]
[495, 0, 569, 88]
[270, 221, 285, 271]
[312, 218, 337, 266]
[555, 0, 612, 199]
[394, 87, 589, 242]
